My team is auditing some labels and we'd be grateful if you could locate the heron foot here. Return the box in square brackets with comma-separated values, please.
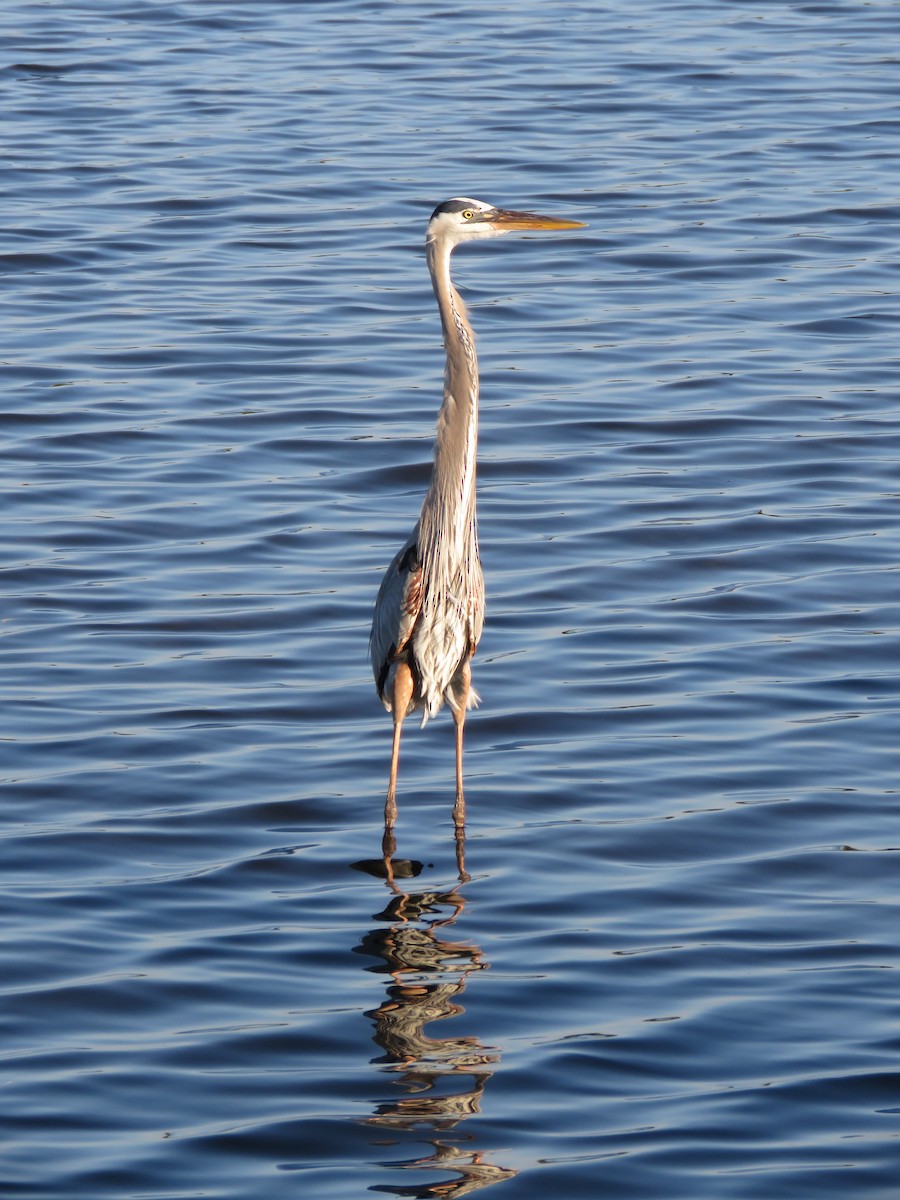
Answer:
[453, 810, 469, 882]
[381, 823, 397, 888]
[384, 790, 398, 829]
[452, 790, 466, 828]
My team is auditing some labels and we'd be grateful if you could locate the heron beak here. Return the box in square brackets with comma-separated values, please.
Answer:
[486, 208, 586, 232]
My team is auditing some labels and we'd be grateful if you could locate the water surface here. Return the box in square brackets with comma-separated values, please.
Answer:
[3, 1, 900, 1196]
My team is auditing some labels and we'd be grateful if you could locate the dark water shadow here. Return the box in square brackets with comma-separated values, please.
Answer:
[351, 854, 516, 1197]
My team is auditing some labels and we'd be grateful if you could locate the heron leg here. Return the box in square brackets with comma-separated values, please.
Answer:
[454, 820, 469, 884]
[450, 666, 471, 882]
[381, 824, 398, 888]
[385, 661, 414, 831]
[450, 662, 471, 830]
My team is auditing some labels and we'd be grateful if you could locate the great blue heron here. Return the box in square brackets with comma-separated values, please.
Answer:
[370, 197, 585, 853]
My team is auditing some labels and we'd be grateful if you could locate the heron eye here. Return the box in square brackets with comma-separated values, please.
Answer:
[461, 209, 475, 220]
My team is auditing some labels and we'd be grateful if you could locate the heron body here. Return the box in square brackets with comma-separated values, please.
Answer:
[370, 197, 584, 842]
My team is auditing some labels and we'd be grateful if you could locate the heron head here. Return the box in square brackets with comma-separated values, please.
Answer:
[426, 197, 585, 248]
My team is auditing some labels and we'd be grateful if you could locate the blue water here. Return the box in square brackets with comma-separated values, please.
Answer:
[3, 1, 900, 1196]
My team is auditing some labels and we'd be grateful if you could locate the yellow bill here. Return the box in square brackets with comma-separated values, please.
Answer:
[487, 208, 587, 231]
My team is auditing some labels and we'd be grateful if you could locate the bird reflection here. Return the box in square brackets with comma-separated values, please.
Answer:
[382, 822, 468, 885]
[352, 863, 516, 1197]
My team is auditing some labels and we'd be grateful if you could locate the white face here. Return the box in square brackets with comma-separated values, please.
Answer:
[425, 197, 504, 246]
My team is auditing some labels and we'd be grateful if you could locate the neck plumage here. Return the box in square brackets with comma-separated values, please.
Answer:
[418, 238, 480, 570]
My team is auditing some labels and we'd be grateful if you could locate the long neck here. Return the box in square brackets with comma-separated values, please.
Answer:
[419, 237, 479, 566]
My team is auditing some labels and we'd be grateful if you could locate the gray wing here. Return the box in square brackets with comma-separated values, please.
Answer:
[369, 523, 423, 701]
[469, 555, 485, 652]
